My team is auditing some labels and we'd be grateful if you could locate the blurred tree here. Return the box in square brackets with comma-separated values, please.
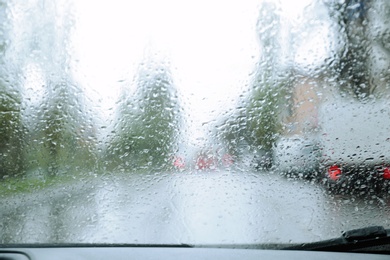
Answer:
[35, 80, 97, 177]
[327, 0, 390, 99]
[0, 0, 25, 179]
[217, 1, 291, 155]
[0, 89, 25, 178]
[244, 1, 287, 150]
[326, 0, 377, 98]
[107, 59, 181, 171]
[8, 0, 99, 177]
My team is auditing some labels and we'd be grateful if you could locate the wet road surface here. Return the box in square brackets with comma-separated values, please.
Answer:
[1, 170, 390, 245]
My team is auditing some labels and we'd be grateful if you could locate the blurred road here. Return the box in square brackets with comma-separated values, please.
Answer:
[1, 170, 390, 245]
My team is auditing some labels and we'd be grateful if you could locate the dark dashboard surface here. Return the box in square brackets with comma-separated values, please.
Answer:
[0, 247, 389, 260]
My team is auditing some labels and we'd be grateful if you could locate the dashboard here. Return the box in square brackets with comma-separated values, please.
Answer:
[0, 247, 389, 260]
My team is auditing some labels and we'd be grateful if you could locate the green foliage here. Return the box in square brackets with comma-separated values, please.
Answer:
[245, 80, 287, 150]
[27, 81, 98, 177]
[0, 87, 25, 178]
[106, 62, 181, 171]
[219, 74, 290, 156]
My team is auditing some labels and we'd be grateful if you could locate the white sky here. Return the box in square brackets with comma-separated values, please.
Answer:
[70, 0, 318, 145]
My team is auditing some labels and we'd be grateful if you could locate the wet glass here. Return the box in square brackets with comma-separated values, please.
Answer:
[1, 0, 390, 245]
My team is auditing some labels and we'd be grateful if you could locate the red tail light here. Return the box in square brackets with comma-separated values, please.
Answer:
[328, 165, 342, 181]
[382, 167, 390, 180]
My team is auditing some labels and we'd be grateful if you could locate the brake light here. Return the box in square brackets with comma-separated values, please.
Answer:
[382, 167, 390, 180]
[328, 165, 342, 181]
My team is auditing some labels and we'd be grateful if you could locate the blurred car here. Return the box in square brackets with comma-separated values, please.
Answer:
[318, 100, 390, 192]
[251, 149, 273, 171]
[273, 136, 320, 178]
[274, 99, 390, 192]
[173, 156, 185, 169]
[195, 154, 216, 170]
[220, 153, 234, 168]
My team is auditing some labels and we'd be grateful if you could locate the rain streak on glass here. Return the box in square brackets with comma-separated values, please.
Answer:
[1, 0, 390, 246]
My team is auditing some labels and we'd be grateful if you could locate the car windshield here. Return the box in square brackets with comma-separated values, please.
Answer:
[1, 0, 390, 246]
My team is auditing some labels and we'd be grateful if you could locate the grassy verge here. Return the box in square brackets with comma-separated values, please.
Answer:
[0, 172, 86, 197]
[0, 167, 173, 197]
